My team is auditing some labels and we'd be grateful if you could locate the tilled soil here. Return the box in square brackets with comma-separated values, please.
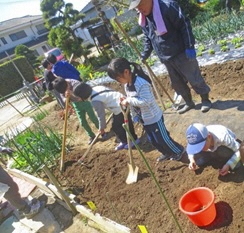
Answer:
[35, 58, 244, 232]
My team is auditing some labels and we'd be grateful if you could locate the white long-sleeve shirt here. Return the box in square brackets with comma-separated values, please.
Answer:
[188, 125, 241, 170]
[90, 86, 124, 130]
[125, 75, 162, 126]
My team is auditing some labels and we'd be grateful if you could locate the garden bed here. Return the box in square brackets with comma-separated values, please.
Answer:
[37, 59, 244, 233]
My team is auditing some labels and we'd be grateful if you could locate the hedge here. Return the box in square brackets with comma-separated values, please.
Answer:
[0, 56, 35, 96]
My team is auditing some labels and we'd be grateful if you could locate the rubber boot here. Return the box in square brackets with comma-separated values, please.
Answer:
[200, 93, 212, 113]
[177, 93, 195, 114]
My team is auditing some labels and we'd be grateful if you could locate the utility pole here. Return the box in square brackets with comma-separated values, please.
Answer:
[5, 51, 39, 105]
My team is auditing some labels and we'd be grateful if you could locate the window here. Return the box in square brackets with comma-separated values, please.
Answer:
[9, 30, 27, 41]
[36, 23, 48, 35]
[1, 37, 7, 45]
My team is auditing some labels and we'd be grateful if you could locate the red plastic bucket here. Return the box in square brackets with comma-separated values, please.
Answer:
[179, 187, 216, 226]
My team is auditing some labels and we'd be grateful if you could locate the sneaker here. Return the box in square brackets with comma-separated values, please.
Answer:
[170, 149, 186, 161]
[124, 138, 140, 149]
[88, 136, 95, 145]
[21, 199, 45, 219]
[177, 102, 195, 114]
[156, 154, 171, 162]
[201, 100, 212, 113]
[115, 142, 127, 151]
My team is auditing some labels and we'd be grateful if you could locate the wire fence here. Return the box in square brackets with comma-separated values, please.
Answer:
[0, 78, 45, 109]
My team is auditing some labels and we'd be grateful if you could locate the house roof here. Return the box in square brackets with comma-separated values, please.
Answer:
[0, 15, 43, 32]
[81, 2, 94, 13]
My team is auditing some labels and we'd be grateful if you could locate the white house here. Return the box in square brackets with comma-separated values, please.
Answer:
[72, 1, 118, 46]
[0, 15, 50, 62]
[0, 1, 120, 63]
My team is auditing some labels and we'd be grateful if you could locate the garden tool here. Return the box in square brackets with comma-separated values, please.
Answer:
[78, 113, 113, 165]
[60, 95, 70, 172]
[120, 105, 139, 184]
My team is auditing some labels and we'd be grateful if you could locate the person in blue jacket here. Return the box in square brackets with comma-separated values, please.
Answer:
[46, 54, 81, 81]
[129, 0, 212, 114]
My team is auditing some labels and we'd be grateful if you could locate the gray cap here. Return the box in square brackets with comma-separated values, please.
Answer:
[129, 0, 142, 10]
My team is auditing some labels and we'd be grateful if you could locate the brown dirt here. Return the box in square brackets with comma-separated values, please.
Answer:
[40, 58, 244, 233]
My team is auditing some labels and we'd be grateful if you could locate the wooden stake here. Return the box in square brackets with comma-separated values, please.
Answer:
[42, 165, 77, 215]
[60, 96, 70, 172]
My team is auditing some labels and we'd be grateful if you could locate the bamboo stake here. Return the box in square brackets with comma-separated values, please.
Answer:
[60, 53, 73, 171]
[114, 18, 175, 107]
[42, 164, 77, 215]
[60, 96, 70, 172]
[123, 124, 183, 233]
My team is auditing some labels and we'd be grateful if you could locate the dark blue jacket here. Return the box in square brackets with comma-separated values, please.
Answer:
[141, 0, 195, 61]
[52, 61, 81, 80]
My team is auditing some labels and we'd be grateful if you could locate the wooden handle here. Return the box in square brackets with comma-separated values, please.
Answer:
[60, 95, 70, 172]
[79, 113, 113, 162]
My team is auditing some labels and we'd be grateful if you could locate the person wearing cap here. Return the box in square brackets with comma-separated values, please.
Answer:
[128, 0, 212, 114]
[186, 123, 243, 176]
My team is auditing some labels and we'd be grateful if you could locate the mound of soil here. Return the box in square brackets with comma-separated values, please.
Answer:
[41, 59, 244, 233]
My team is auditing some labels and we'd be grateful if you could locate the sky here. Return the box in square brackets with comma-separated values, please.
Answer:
[0, 0, 90, 22]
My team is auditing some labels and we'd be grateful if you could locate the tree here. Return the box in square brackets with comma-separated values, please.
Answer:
[15, 45, 39, 69]
[40, 0, 90, 63]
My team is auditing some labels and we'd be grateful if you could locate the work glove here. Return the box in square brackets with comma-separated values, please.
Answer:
[185, 48, 196, 60]
[1, 147, 14, 155]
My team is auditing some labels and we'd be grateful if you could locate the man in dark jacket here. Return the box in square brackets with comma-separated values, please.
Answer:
[129, 0, 212, 114]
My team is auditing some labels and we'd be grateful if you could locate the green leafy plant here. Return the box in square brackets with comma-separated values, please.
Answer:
[32, 109, 49, 122]
[92, 71, 107, 79]
[231, 37, 243, 48]
[77, 64, 93, 81]
[231, 37, 243, 45]
[208, 48, 215, 55]
[197, 51, 203, 56]
[220, 45, 229, 52]
[217, 39, 228, 46]
[5, 123, 65, 174]
[146, 57, 158, 66]
[198, 44, 206, 52]
[234, 43, 241, 48]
